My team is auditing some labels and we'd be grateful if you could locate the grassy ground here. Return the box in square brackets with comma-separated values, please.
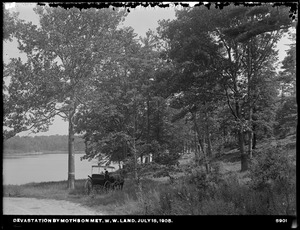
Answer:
[3, 177, 167, 215]
[3, 134, 296, 215]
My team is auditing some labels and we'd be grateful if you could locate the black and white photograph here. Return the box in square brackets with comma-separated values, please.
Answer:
[3, 1, 297, 226]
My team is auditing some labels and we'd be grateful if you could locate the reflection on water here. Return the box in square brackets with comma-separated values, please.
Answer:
[3, 153, 99, 185]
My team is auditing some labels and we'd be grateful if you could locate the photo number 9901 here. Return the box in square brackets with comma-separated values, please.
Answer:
[276, 219, 287, 223]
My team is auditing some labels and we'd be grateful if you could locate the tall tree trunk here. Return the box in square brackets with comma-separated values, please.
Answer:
[132, 90, 140, 188]
[206, 131, 212, 157]
[252, 106, 257, 150]
[204, 102, 212, 157]
[194, 131, 200, 163]
[144, 94, 150, 163]
[248, 107, 253, 158]
[234, 92, 248, 171]
[133, 133, 138, 183]
[202, 133, 210, 173]
[68, 102, 75, 190]
[156, 99, 160, 143]
[147, 95, 150, 144]
[281, 84, 285, 103]
[247, 41, 253, 159]
[191, 110, 210, 173]
[239, 129, 248, 172]
[188, 128, 193, 154]
[252, 127, 257, 149]
[133, 130, 142, 193]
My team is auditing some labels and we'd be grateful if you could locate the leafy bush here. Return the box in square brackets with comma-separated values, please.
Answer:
[186, 167, 213, 198]
[154, 150, 181, 166]
[217, 174, 243, 201]
[249, 146, 295, 190]
[156, 182, 202, 215]
[139, 162, 166, 177]
[153, 169, 170, 178]
[249, 146, 296, 214]
[200, 199, 239, 215]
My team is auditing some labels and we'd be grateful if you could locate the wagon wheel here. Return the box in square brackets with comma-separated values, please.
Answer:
[97, 185, 106, 194]
[112, 181, 121, 190]
[84, 179, 93, 195]
[104, 181, 111, 192]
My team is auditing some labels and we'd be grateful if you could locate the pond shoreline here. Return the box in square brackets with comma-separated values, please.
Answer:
[4, 150, 85, 158]
[3, 152, 93, 185]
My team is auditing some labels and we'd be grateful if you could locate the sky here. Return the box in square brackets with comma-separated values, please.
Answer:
[3, 3, 179, 63]
[4, 3, 294, 137]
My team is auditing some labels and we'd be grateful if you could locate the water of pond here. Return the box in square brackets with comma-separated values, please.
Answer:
[3, 152, 118, 185]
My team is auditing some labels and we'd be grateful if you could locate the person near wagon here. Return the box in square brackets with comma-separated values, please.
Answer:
[104, 170, 109, 180]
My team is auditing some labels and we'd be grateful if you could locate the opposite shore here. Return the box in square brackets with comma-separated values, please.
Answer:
[4, 150, 85, 157]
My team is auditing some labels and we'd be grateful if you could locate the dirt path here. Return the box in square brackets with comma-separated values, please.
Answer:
[3, 197, 102, 215]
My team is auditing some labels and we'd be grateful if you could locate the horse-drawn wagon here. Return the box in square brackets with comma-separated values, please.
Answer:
[85, 165, 124, 195]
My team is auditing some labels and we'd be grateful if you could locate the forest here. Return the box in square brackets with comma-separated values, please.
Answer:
[3, 3, 297, 215]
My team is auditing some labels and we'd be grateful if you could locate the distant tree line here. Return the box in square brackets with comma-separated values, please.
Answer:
[4, 135, 85, 153]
